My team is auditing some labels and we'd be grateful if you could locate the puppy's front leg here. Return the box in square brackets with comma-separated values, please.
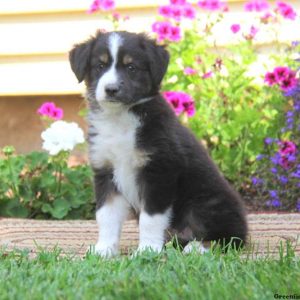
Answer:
[138, 209, 171, 252]
[94, 169, 129, 257]
[95, 194, 129, 257]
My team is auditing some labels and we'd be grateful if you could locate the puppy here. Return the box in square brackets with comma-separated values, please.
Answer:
[69, 31, 248, 256]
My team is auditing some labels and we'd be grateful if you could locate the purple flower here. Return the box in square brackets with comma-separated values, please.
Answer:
[252, 177, 264, 185]
[264, 137, 273, 145]
[230, 24, 241, 34]
[256, 154, 265, 161]
[279, 175, 288, 184]
[270, 167, 278, 174]
[296, 200, 300, 211]
[269, 190, 278, 198]
[244, 0, 269, 12]
[266, 199, 282, 207]
[271, 153, 281, 165]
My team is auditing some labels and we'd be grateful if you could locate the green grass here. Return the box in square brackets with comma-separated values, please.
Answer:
[0, 244, 299, 300]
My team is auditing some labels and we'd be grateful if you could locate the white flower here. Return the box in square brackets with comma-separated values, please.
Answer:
[41, 121, 85, 156]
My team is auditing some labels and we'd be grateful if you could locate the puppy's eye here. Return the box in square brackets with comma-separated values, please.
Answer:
[97, 62, 106, 70]
[127, 64, 136, 73]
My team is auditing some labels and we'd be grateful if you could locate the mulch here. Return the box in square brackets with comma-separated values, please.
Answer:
[0, 213, 299, 257]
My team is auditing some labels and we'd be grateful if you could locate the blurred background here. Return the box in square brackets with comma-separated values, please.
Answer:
[0, 0, 299, 153]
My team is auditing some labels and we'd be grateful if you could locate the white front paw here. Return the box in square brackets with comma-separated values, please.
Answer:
[94, 242, 118, 258]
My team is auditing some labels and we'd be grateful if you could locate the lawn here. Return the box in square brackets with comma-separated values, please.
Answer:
[1, 244, 299, 300]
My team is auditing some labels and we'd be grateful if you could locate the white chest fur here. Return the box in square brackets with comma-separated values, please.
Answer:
[88, 107, 148, 210]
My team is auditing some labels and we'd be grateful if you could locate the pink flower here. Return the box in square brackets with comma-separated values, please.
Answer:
[184, 67, 197, 75]
[152, 21, 181, 42]
[244, 25, 259, 40]
[159, 5, 173, 18]
[170, 0, 186, 5]
[260, 12, 275, 24]
[244, 0, 269, 12]
[230, 24, 241, 34]
[280, 74, 297, 91]
[169, 26, 181, 42]
[152, 21, 172, 42]
[37, 102, 64, 120]
[171, 5, 183, 21]
[273, 66, 291, 82]
[276, 2, 297, 20]
[101, 0, 115, 10]
[51, 108, 64, 120]
[182, 4, 196, 19]
[264, 72, 277, 86]
[279, 141, 297, 156]
[264, 66, 297, 91]
[163, 91, 195, 117]
[202, 71, 213, 79]
[87, 0, 115, 13]
[198, 0, 226, 11]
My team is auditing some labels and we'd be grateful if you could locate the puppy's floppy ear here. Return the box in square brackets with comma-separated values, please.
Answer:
[69, 37, 94, 83]
[143, 35, 170, 88]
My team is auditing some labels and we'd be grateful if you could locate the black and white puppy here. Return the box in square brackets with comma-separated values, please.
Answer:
[69, 31, 248, 256]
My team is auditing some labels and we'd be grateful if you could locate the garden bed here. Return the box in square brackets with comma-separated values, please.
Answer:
[1, 213, 300, 257]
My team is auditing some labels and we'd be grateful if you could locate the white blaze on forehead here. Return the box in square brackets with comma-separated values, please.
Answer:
[95, 33, 123, 103]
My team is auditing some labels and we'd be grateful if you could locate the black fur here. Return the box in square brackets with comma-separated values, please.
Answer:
[69, 31, 248, 250]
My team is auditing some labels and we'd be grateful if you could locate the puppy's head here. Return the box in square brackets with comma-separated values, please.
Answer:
[69, 31, 169, 106]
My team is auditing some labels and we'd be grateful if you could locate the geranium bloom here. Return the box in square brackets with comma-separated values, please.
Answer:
[152, 21, 172, 42]
[163, 91, 195, 117]
[278, 141, 297, 156]
[182, 4, 196, 19]
[244, 0, 269, 12]
[41, 121, 85, 156]
[198, 0, 226, 11]
[37, 102, 64, 120]
[170, 0, 186, 5]
[87, 0, 115, 13]
[202, 71, 213, 79]
[264, 66, 297, 91]
[159, 5, 173, 18]
[264, 72, 277, 86]
[184, 67, 197, 75]
[169, 25, 181, 42]
[230, 24, 241, 34]
[276, 2, 297, 20]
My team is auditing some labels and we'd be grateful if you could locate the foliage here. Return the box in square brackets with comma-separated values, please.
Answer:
[0, 244, 299, 300]
[0, 150, 93, 220]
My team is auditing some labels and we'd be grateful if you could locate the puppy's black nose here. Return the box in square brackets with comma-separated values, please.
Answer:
[105, 83, 120, 97]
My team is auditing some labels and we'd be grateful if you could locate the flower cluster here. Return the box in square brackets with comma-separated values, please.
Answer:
[88, 0, 115, 13]
[163, 91, 196, 117]
[159, 1, 196, 21]
[198, 0, 227, 12]
[152, 21, 181, 42]
[252, 83, 300, 211]
[41, 121, 85, 156]
[264, 66, 297, 91]
[276, 2, 297, 20]
[244, 0, 269, 12]
[37, 102, 64, 120]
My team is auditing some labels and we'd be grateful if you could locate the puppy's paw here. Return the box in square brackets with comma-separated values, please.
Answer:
[183, 241, 209, 255]
[92, 242, 118, 258]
